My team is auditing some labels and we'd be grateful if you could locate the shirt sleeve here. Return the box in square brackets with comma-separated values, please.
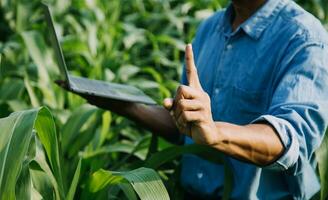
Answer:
[252, 36, 328, 172]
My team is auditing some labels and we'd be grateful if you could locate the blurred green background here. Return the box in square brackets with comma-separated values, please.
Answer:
[0, 0, 327, 199]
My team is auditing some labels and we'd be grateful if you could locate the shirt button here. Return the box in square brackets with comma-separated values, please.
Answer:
[214, 88, 220, 94]
[226, 44, 232, 50]
[197, 172, 203, 179]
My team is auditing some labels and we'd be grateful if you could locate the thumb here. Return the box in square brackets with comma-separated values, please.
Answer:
[185, 44, 202, 90]
[163, 98, 174, 110]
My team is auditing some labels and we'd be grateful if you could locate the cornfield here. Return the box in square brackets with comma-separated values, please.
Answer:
[0, 0, 327, 199]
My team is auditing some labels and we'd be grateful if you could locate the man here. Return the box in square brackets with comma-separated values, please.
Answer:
[59, 0, 328, 199]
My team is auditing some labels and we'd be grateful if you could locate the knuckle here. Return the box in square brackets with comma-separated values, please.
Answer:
[177, 85, 186, 95]
[199, 104, 205, 110]
[176, 86, 181, 93]
[180, 85, 188, 92]
[177, 102, 184, 111]
[182, 112, 188, 120]
[178, 99, 186, 109]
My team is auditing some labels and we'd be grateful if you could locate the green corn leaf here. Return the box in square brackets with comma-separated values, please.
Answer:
[82, 142, 142, 159]
[0, 109, 38, 200]
[0, 107, 65, 199]
[0, 80, 25, 102]
[6, 100, 29, 113]
[15, 147, 33, 199]
[88, 169, 125, 192]
[97, 111, 112, 148]
[16, 2, 32, 32]
[21, 31, 51, 85]
[24, 73, 41, 107]
[144, 144, 224, 169]
[21, 31, 58, 108]
[82, 137, 150, 161]
[118, 167, 170, 200]
[119, 183, 138, 200]
[31, 186, 43, 200]
[15, 133, 37, 199]
[117, 65, 140, 82]
[66, 158, 82, 200]
[88, 167, 170, 200]
[144, 144, 233, 200]
[34, 107, 66, 196]
[30, 160, 57, 200]
[61, 105, 98, 153]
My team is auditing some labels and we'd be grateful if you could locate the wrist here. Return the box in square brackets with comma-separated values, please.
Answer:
[196, 121, 222, 146]
[209, 122, 225, 147]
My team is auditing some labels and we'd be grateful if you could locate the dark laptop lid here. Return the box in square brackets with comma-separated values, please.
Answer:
[42, 3, 70, 82]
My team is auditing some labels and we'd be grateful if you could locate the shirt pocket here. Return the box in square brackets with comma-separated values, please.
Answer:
[226, 86, 269, 125]
[232, 56, 274, 93]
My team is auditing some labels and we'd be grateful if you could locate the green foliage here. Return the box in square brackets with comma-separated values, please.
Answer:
[88, 168, 170, 200]
[0, 107, 64, 199]
[296, 0, 328, 24]
[144, 144, 233, 200]
[0, 0, 328, 199]
[0, 107, 170, 199]
[0, 0, 229, 199]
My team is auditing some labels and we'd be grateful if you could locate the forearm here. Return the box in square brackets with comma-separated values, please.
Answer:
[125, 104, 181, 143]
[79, 95, 181, 143]
[161, 44, 285, 166]
[212, 122, 284, 166]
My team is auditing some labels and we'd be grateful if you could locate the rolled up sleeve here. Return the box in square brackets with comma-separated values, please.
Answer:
[252, 38, 328, 172]
[252, 115, 300, 171]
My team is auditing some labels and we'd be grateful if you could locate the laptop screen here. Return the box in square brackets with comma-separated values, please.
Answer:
[42, 3, 70, 82]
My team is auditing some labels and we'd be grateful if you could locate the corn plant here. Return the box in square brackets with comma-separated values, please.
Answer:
[0, 107, 171, 199]
[0, 0, 327, 199]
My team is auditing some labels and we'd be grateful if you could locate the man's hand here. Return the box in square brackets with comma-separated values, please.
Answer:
[163, 44, 218, 145]
[163, 45, 284, 165]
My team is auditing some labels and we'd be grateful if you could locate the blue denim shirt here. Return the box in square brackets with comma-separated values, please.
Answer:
[180, 0, 328, 199]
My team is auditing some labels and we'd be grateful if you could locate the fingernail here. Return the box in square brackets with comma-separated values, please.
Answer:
[163, 98, 173, 110]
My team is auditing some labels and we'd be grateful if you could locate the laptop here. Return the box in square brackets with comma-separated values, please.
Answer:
[42, 3, 156, 105]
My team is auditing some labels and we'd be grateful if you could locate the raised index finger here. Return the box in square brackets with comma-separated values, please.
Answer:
[185, 44, 202, 90]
